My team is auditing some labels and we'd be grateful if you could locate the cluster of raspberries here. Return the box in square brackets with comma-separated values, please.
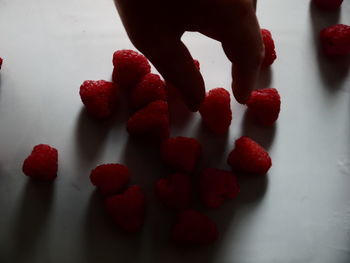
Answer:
[19, 15, 348, 246]
[22, 35, 279, 245]
[22, 135, 272, 245]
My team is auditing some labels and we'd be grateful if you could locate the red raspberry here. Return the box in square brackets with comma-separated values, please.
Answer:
[313, 0, 343, 9]
[79, 80, 119, 119]
[199, 168, 239, 208]
[90, 164, 130, 196]
[161, 136, 201, 173]
[320, 24, 350, 56]
[246, 88, 281, 126]
[127, 100, 170, 141]
[130, 73, 167, 109]
[0, 57, 3, 69]
[112, 49, 151, 90]
[22, 144, 58, 181]
[171, 210, 219, 246]
[105, 185, 146, 232]
[199, 88, 232, 134]
[155, 173, 191, 210]
[227, 136, 272, 175]
[193, 59, 200, 70]
[261, 29, 277, 67]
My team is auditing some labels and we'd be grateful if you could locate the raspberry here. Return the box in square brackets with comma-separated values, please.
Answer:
[155, 173, 191, 210]
[171, 210, 219, 246]
[130, 73, 167, 109]
[261, 29, 277, 67]
[246, 88, 281, 126]
[90, 164, 130, 196]
[199, 88, 232, 134]
[193, 59, 200, 70]
[199, 168, 239, 208]
[22, 144, 58, 181]
[105, 185, 146, 232]
[227, 136, 272, 175]
[79, 80, 119, 119]
[313, 0, 343, 9]
[112, 50, 151, 90]
[161, 137, 201, 173]
[127, 100, 170, 141]
[320, 24, 350, 56]
[0, 57, 3, 69]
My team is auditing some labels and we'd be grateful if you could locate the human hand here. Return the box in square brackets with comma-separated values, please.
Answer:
[114, 0, 263, 111]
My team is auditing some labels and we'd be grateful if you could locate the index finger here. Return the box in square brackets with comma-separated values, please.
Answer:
[219, 0, 263, 103]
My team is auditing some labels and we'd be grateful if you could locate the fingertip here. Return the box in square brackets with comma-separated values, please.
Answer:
[231, 63, 259, 104]
[232, 82, 252, 104]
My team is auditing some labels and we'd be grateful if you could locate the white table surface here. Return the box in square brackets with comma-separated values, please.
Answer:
[0, 0, 349, 262]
